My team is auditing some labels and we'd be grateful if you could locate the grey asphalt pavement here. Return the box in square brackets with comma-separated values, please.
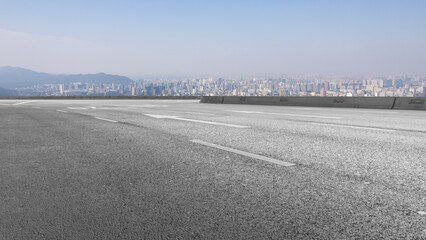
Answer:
[1, 99, 425, 239]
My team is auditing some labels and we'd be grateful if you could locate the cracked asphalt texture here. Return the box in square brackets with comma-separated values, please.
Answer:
[1, 99, 425, 239]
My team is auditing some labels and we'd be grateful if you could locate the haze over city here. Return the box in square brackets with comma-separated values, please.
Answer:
[1, 0, 426, 77]
[2, 1, 426, 239]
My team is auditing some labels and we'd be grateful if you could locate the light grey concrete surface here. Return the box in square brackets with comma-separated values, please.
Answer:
[1, 99, 425, 239]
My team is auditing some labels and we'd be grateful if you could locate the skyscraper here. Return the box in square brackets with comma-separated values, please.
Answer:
[59, 84, 64, 95]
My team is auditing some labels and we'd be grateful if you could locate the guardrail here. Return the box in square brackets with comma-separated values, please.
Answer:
[200, 96, 426, 110]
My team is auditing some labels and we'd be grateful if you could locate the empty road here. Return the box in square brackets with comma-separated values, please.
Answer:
[1, 99, 425, 239]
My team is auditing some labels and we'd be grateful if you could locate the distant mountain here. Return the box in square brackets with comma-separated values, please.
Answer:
[0, 87, 18, 96]
[0, 66, 134, 89]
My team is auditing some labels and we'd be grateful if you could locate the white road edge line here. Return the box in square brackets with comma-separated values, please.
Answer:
[56, 110, 68, 113]
[13, 100, 36, 105]
[144, 114, 250, 128]
[94, 117, 118, 123]
[226, 110, 342, 119]
[310, 123, 396, 132]
[190, 139, 296, 167]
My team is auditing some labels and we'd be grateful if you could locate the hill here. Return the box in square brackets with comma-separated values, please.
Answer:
[0, 66, 134, 89]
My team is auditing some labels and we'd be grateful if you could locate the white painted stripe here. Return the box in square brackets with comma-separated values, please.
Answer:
[284, 107, 398, 114]
[68, 107, 88, 109]
[226, 110, 341, 119]
[13, 101, 35, 105]
[128, 105, 168, 108]
[310, 123, 396, 132]
[144, 114, 249, 128]
[56, 110, 68, 113]
[88, 106, 109, 109]
[184, 112, 216, 116]
[94, 117, 118, 123]
[191, 139, 295, 167]
[32, 107, 41, 109]
[177, 117, 249, 128]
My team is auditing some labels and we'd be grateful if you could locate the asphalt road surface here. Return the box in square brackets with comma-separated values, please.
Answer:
[1, 99, 425, 239]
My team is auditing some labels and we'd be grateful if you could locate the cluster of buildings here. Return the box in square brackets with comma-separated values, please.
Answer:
[17, 75, 426, 97]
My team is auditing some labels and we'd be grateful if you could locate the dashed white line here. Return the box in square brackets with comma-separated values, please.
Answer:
[226, 110, 342, 119]
[191, 139, 296, 167]
[128, 105, 169, 108]
[13, 100, 35, 105]
[94, 117, 118, 123]
[145, 114, 249, 128]
[88, 106, 109, 109]
[68, 107, 88, 110]
[56, 110, 68, 113]
[310, 123, 396, 132]
[184, 112, 216, 116]
[284, 107, 398, 114]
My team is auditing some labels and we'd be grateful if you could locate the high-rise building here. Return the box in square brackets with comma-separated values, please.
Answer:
[324, 81, 329, 91]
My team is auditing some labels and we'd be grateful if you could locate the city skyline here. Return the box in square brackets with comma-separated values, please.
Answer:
[1, 0, 426, 76]
[15, 74, 426, 98]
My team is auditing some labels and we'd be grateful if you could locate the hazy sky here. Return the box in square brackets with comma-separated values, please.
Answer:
[1, 0, 425, 77]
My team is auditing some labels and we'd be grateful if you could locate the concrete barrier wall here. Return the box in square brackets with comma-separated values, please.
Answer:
[220, 96, 395, 109]
[200, 96, 224, 104]
[201, 96, 426, 110]
[393, 97, 426, 110]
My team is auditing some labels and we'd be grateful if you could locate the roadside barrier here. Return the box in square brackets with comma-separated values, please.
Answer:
[393, 97, 426, 110]
[201, 96, 426, 110]
[199, 96, 224, 103]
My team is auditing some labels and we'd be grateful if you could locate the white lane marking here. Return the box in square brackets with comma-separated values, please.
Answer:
[418, 211, 426, 215]
[144, 114, 179, 119]
[56, 110, 68, 113]
[94, 117, 118, 123]
[191, 139, 295, 167]
[32, 107, 41, 109]
[184, 112, 216, 116]
[68, 107, 88, 109]
[145, 114, 250, 128]
[88, 106, 109, 109]
[226, 110, 342, 119]
[13, 100, 35, 105]
[285, 107, 398, 114]
[310, 123, 396, 132]
[128, 105, 169, 108]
